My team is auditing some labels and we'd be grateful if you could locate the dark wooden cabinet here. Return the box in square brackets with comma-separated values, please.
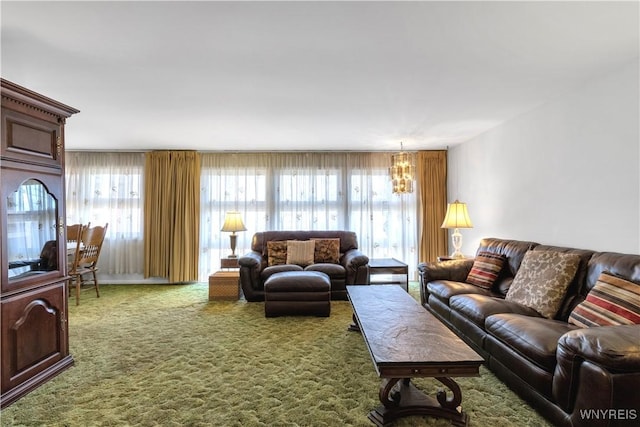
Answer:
[1, 78, 79, 408]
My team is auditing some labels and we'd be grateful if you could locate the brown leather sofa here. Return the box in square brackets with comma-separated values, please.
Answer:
[239, 230, 370, 302]
[418, 238, 640, 427]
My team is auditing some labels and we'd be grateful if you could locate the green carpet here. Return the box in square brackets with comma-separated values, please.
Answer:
[2, 283, 552, 427]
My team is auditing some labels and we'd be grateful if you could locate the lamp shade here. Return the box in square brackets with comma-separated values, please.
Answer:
[441, 200, 473, 229]
[220, 211, 247, 233]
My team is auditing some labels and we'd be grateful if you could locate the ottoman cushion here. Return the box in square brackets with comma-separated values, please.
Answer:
[264, 271, 331, 317]
[265, 271, 331, 293]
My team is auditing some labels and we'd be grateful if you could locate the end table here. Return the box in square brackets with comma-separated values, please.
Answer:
[368, 258, 409, 292]
[208, 270, 240, 301]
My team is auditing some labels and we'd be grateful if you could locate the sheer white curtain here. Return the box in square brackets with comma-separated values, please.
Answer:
[64, 151, 417, 280]
[199, 152, 417, 282]
[65, 152, 145, 275]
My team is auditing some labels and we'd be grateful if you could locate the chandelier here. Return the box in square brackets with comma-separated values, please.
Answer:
[389, 142, 415, 194]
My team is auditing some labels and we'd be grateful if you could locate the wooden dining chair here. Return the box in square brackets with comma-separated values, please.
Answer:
[68, 223, 108, 305]
[66, 222, 90, 273]
[67, 222, 90, 245]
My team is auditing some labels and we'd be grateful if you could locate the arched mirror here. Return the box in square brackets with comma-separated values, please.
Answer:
[6, 179, 59, 281]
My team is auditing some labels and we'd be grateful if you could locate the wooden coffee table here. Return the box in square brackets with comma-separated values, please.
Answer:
[347, 285, 484, 426]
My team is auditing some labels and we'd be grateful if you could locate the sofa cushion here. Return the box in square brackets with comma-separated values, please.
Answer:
[267, 241, 287, 266]
[486, 313, 579, 372]
[286, 240, 315, 266]
[450, 294, 542, 329]
[427, 280, 494, 303]
[505, 251, 580, 319]
[466, 251, 506, 289]
[568, 272, 640, 328]
[305, 262, 345, 279]
[312, 238, 340, 264]
[261, 264, 303, 282]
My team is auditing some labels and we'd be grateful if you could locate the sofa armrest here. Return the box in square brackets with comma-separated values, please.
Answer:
[558, 325, 640, 372]
[238, 251, 262, 270]
[418, 259, 474, 282]
[342, 249, 369, 284]
[239, 251, 264, 302]
[553, 325, 640, 416]
[417, 259, 474, 304]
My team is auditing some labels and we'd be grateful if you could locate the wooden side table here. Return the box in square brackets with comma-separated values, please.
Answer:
[208, 270, 240, 301]
[368, 258, 409, 292]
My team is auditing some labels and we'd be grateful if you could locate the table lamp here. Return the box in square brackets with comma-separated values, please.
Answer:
[221, 211, 246, 258]
[441, 200, 473, 259]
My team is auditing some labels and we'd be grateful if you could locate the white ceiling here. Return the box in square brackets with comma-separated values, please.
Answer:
[1, 1, 638, 152]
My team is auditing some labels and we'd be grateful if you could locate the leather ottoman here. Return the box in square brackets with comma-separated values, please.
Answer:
[264, 271, 331, 317]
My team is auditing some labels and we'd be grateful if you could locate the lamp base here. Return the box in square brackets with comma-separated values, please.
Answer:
[450, 228, 465, 259]
[228, 233, 238, 258]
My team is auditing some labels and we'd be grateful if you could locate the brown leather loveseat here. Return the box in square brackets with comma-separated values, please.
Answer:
[239, 230, 370, 302]
[418, 238, 640, 427]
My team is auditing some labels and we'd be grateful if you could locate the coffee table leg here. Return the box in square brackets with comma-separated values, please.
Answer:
[368, 377, 469, 427]
[347, 312, 361, 332]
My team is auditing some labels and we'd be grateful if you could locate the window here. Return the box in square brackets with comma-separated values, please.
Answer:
[199, 152, 417, 282]
[66, 152, 145, 275]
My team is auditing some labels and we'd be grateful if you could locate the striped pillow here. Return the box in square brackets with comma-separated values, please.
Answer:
[286, 240, 315, 267]
[466, 251, 506, 289]
[568, 272, 640, 328]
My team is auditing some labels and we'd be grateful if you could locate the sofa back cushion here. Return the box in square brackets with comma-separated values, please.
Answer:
[474, 238, 540, 295]
[252, 230, 359, 256]
[585, 252, 640, 293]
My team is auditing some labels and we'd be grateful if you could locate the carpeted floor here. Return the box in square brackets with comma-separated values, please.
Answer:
[1, 283, 552, 426]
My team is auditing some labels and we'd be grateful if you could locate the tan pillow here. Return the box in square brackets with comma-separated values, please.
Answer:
[267, 241, 287, 266]
[505, 250, 580, 319]
[313, 238, 340, 264]
[286, 240, 315, 267]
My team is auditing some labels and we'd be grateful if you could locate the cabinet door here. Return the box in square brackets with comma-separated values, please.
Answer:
[1, 282, 69, 394]
[1, 108, 63, 168]
[1, 168, 65, 294]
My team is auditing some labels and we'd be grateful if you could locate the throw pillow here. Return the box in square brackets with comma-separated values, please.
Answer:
[313, 238, 341, 264]
[568, 272, 640, 328]
[466, 251, 506, 289]
[286, 240, 315, 267]
[505, 251, 580, 319]
[267, 241, 287, 266]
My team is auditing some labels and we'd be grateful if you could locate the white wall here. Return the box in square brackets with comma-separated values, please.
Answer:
[448, 60, 640, 255]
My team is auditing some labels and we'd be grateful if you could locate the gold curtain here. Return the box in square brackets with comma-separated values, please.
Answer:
[416, 150, 448, 263]
[144, 151, 201, 282]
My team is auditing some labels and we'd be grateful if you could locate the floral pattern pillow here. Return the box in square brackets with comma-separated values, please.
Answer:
[313, 238, 340, 264]
[505, 250, 580, 319]
[267, 241, 287, 266]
